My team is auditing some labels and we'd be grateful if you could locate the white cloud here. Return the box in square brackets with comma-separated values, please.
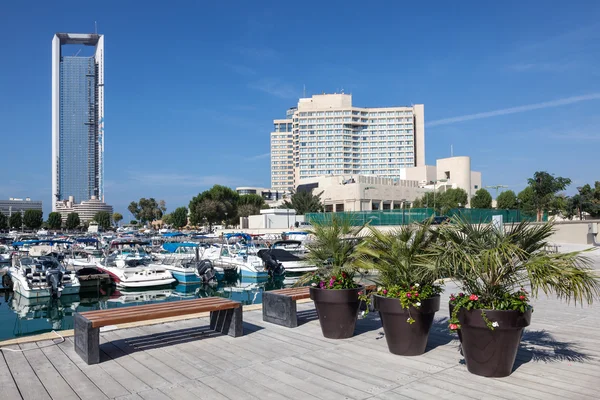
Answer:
[248, 78, 298, 99]
[246, 153, 270, 161]
[427, 93, 600, 127]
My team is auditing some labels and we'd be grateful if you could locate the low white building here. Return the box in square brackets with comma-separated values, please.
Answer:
[240, 208, 305, 230]
[235, 187, 291, 208]
[55, 196, 113, 223]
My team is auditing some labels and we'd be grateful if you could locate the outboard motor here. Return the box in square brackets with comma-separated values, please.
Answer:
[192, 259, 217, 284]
[46, 268, 64, 298]
[259, 251, 285, 277]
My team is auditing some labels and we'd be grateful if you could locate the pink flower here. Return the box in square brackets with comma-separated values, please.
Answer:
[519, 295, 525, 300]
[414, 292, 419, 297]
[406, 293, 411, 298]
[382, 289, 388, 295]
[458, 293, 465, 297]
[319, 281, 325, 289]
[449, 324, 459, 330]
[450, 296, 456, 301]
[469, 294, 479, 301]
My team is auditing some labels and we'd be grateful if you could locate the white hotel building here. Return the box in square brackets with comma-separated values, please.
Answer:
[270, 94, 425, 191]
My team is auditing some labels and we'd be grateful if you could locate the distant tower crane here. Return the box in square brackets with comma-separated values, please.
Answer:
[485, 185, 508, 198]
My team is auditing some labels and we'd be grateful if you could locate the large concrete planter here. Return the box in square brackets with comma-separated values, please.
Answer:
[374, 294, 440, 356]
[309, 286, 363, 339]
[458, 308, 532, 377]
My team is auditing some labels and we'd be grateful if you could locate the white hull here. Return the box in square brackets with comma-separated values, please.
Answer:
[11, 275, 81, 298]
[97, 264, 176, 288]
[279, 260, 317, 273]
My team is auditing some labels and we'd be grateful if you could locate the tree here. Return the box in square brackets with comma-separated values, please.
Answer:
[437, 188, 468, 214]
[171, 207, 188, 229]
[517, 187, 536, 218]
[128, 198, 166, 223]
[189, 185, 240, 227]
[93, 211, 112, 230]
[112, 212, 123, 226]
[470, 188, 492, 209]
[527, 171, 572, 222]
[9, 213, 22, 229]
[412, 192, 435, 209]
[66, 213, 80, 230]
[496, 190, 518, 209]
[237, 194, 266, 217]
[130, 220, 138, 225]
[23, 210, 43, 230]
[47, 212, 62, 230]
[0, 213, 8, 230]
[161, 213, 172, 225]
[282, 189, 323, 215]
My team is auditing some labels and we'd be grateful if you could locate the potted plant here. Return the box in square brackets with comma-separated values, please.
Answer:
[302, 214, 366, 339]
[439, 218, 600, 377]
[355, 221, 444, 355]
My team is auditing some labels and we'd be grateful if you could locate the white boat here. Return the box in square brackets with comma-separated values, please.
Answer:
[271, 240, 309, 257]
[153, 242, 217, 284]
[257, 248, 317, 274]
[107, 287, 174, 304]
[202, 233, 282, 279]
[10, 292, 81, 331]
[8, 256, 80, 298]
[96, 239, 176, 288]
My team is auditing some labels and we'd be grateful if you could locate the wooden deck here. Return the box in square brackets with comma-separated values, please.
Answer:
[2, 246, 600, 399]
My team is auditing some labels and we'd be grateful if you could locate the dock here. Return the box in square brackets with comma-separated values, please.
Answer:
[1, 275, 599, 400]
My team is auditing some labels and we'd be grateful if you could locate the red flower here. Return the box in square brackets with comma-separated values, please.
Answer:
[469, 294, 479, 301]
[331, 276, 336, 280]
[519, 295, 525, 300]
[458, 293, 465, 297]
[382, 289, 388, 295]
[406, 293, 412, 298]
[449, 324, 459, 330]
[342, 272, 347, 278]
[414, 292, 419, 297]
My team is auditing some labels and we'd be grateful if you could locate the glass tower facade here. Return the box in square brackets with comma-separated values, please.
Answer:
[52, 33, 104, 210]
[59, 56, 99, 204]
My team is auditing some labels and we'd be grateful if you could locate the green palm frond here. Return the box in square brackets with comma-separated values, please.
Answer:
[354, 220, 445, 288]
[437, 216, 600, 306]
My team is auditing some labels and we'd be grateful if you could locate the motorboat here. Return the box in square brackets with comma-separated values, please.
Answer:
[258, 248, 316, 274]
[8, 255, 80, 298]
[202, 233, 284, 279]
[153, 242, 217, 284]
[271, 240, 309, 257]
[96, 239, 176, 288]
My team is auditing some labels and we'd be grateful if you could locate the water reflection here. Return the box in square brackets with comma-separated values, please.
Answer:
[0, 276, 298, 341]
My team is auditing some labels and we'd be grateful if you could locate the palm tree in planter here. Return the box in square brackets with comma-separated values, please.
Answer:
[301, 214, 366, 339]
[355, 221, 445, 356]
[438, 218, 600, 377]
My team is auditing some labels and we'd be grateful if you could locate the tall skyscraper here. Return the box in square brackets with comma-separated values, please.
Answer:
[270, 94, 425, 190]
[52, 33, 104, 211]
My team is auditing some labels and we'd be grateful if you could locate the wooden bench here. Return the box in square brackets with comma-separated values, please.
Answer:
[262, 284, 376, 328]
[74, 297, 242, 365]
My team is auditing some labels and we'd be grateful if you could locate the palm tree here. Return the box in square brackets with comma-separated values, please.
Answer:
[438, 218, 600, 308]
[297, 214, 365, 286]
[355, 221, 444, 289]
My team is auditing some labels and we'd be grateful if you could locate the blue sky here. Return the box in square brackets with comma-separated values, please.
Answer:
[1, 1, 599, 218]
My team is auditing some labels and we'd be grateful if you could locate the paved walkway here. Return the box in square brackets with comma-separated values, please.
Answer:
[1, 244, 600, 399]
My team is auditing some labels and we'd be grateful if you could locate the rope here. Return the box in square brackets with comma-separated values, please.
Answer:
[0, 331, 65, 352]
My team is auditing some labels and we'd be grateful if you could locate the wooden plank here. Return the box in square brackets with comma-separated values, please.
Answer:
[0, 351, 23, 400]
[57, 338, 131, 399]
[267, 359, 371, 399]
[114, 326, 209, 380]
[99, 339, 171, 389]
[18, 342, 79, 400]
[40, 342, 108, 400]
[81, 297, 236, 318]
[234, 366, 316, 400]
[136, 388, 172, 400]
[212, 371, 286, 400]
[252, 362, 351, 400]
[157, 384, 210, 400]
[103, 330, 191, 385]
[2, 345, 51, 400]
[179, 379, 230, 400]
[280, 355, 392, 396]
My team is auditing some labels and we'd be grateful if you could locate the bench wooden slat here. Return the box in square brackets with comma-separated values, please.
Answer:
[85, 301, 240, 328]
[80, 297, 234, 319]
[270, 288, 309, 295]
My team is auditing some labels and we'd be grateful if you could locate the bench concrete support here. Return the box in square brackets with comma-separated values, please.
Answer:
[210, 307, 243, 337]
[74, 313, 100, 365]
[262, 292, 298, 328]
